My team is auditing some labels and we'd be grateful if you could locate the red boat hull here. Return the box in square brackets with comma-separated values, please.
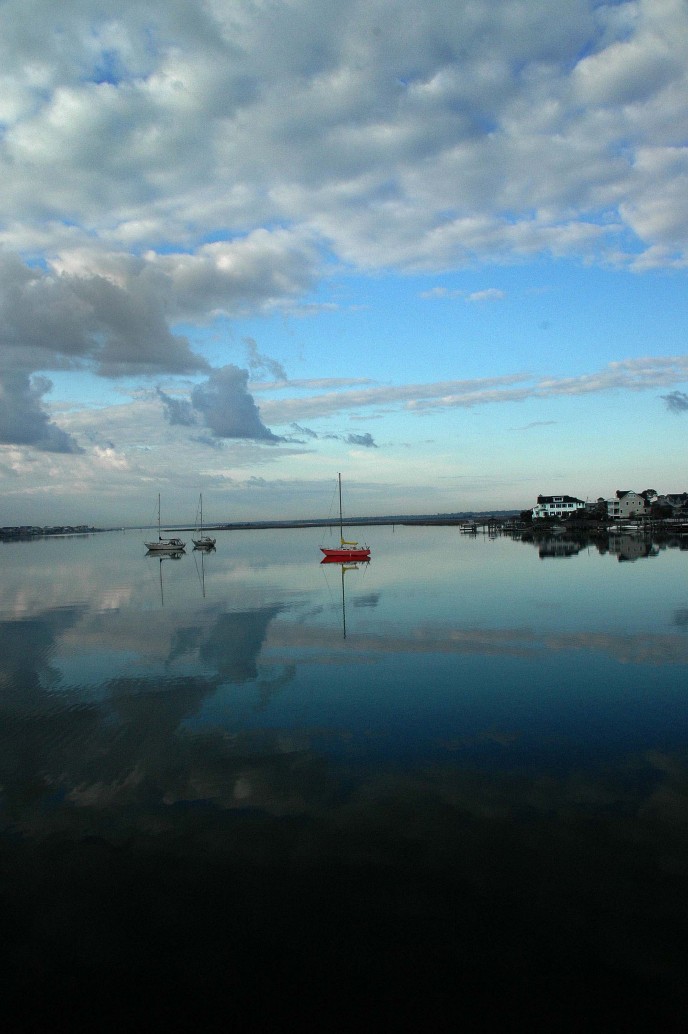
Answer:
[320, 547, 370, 561]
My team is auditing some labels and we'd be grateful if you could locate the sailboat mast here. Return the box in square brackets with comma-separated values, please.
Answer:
[158, 492, 162, 541]
[338, 472, 343, 542]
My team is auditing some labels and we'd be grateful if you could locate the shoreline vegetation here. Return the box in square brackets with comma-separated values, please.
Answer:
[4, 511, 688, 541]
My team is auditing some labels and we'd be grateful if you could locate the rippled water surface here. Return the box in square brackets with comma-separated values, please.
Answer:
[2, 526, 687, 1029]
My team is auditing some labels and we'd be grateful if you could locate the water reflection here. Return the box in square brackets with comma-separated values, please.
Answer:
[192, 543, 214, 598]
[520, 524, 681, 562]
[0, 529, 687, 1028]
[146, 549, 184, 605]
[320, 557, 372, 638]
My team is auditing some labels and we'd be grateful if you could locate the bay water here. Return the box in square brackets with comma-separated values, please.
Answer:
[1, 525, 687, 1029]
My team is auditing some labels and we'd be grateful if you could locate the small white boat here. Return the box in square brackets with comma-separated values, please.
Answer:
[192, 493, 216, 550]
[145, 494, 186, 552]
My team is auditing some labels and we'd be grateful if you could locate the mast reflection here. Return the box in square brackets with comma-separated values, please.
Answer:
[146, 549, 184, 605]
[321, 556, 370, 639]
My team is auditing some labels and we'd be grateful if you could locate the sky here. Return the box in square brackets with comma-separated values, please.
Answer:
[1, 0, 688, 527]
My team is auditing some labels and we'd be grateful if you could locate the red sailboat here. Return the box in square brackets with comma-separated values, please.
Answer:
[320, 473, 371, 562]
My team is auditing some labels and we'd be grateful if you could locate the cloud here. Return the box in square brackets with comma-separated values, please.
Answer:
[419, 287, 463, 299]
[0, 0, 686, 274]
[289, 423, 319, 440]
[65, 274, 208, 378]
[419, 286, 506, 302]
[157, 387, 197, 427]
[145, 232, 320, 319]
[0, 253, 207, 378]
[92, 445, 128, 471]
[0, 372, 81, 453]
[660, 390, 688, 413]
[0, 251, 211, 449]
[1, 0, 688, 487]
[467, 289, 505, 302]
[408, 356, 688, 411]
[244, 337, 288, 382]
[511, 421, 557, 431]
[261, 357, 688, 423]
[284, 422, 377, 447]
[255, 377, 374, 392]
[344, 432, 377, 448]
[190, 365, 283, 442]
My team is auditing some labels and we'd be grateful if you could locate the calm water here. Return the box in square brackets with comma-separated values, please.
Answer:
[1, 525, 687, 1029]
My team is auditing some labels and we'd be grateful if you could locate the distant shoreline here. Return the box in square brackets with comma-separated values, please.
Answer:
[6, 510, 688, 541]
[1, 512, 521, 540]
[192, 512, 522, 532]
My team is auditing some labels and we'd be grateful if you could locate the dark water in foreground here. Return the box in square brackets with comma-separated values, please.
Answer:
[1, 525, 687, 1030]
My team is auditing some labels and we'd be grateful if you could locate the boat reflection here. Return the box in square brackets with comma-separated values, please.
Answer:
[146, 549, 184, 605]
[193, 543, 214, 597]
[321, 556, 370, 639]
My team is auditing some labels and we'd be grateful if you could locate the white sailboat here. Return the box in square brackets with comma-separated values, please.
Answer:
[192, 493, 216, 549]
[145, 494, 186, 552]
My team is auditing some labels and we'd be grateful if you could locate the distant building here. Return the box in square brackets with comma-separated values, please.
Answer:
[606, 491, 650, 520]
[655, 493, 688, 512]
[532, 495, 586, 520]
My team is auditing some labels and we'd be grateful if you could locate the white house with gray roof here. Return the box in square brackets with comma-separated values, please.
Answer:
[532, 495, 586, 519]
[606, 491, 650, 520]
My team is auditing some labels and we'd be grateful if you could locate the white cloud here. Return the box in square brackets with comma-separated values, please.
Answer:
[467, 288, 506, 302]
[0, 0, 685, 273]
[259, 357, 688, 423]
[92, 446, 129, 471]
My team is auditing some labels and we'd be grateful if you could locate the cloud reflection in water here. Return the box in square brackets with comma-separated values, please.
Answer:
[0, 529, 687, 1028]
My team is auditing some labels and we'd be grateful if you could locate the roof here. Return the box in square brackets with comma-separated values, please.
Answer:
[536, 495, 585, 504]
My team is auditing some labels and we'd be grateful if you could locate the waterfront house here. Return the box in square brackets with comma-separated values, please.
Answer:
[532, 495, 586, 520]
[606, 491, 650, 520]
[655, 493, 688, 513]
